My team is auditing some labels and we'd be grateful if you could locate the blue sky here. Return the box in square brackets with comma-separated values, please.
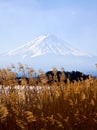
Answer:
[0, 0, 97, 55]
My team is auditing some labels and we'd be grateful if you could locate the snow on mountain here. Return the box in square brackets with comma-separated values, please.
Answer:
[1, 34, 96, 74]
[3, 34, 91, 58]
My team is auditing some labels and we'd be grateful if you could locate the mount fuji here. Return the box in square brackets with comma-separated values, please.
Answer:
[3, 34, 90, 58]
[0, 34, 97, 74]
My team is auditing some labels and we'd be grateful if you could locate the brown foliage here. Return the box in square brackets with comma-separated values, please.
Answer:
[0, 65, 97, 130]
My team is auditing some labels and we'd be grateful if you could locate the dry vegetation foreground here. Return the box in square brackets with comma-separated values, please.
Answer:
[0, 64, 97, 130]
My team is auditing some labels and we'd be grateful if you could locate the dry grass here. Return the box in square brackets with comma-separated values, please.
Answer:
[0, 65, 97, 130]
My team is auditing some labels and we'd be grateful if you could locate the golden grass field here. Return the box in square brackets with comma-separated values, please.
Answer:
[0, 64, 97, 130]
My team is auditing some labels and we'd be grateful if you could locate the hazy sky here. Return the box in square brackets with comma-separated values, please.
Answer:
[0, 0, 97, 55]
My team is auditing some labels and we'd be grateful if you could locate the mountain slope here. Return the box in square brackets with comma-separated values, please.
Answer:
[3, 34, 91, 58]
[0, 34, 96, 74]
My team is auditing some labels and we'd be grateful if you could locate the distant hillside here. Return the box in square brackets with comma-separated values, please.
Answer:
[0, 34, 96, 74]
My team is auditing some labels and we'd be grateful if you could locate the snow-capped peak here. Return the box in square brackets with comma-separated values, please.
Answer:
[3, 34, 91, 58]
